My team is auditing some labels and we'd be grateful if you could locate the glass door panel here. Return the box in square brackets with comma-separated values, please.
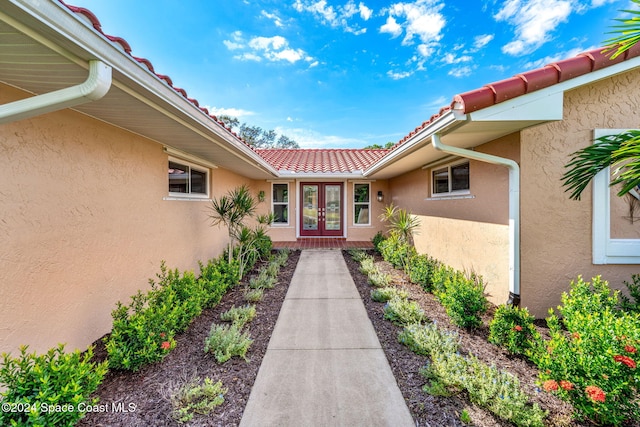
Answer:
[324, 184, 341, 231]
[302, 184, 319, 232]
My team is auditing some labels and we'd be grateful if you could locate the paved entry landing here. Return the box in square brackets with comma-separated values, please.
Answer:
[240, 250, 414, 427]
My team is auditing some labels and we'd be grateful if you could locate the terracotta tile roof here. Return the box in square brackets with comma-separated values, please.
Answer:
[392, 45, 640, 149]
[257, 149, 389, 173]
[58, 1, 256, 152]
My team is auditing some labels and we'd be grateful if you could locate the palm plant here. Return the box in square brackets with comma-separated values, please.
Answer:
[378, 203, 421, 245]
[209, 185, 257, 263]
[562, 4, 640, 199]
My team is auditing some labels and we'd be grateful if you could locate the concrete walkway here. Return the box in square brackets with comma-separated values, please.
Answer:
[240, 249, 414, 427]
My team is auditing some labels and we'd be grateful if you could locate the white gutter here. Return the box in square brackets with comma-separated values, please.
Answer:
[431, 133, 521, 306]
[0, 60, 112, 124]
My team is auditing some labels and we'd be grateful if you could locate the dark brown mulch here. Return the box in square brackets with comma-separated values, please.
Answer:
[78, 250, 300, 427]
[341, 250, 583, 427]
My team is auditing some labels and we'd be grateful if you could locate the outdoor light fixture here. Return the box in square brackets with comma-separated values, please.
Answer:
[377, 190, 384, 202]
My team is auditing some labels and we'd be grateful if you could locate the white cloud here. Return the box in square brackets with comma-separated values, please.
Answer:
[275, 126, 366, 149]
[448, 66, 473, 78]
[205, 106, 255, 118]
[442, 53, 472, 64]
[261, 10, 285, 28]
[495, 0, 574, 55]
[473, 34, 494, 49]
[224, 33, 314, 65]
[380, 16, 402, 38]
[387, 70, 413, 79]
[293, 0, 370, 34]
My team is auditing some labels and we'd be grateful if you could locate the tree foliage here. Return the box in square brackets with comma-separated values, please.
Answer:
[217, 115, 299, 148]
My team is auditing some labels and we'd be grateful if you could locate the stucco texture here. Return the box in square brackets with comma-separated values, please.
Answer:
[0, 85, 246, 355]
[390, 136, 518, 307]
[520, 71, 640, 317]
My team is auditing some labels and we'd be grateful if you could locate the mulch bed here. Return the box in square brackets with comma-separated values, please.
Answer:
[78, 250, 300, 427]
[79, 249, 590, 426]
[341, 250, 584, 427]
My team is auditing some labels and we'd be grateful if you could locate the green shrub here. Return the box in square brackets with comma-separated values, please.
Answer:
[243, 288, 264, 303]
[348, 249, 369, 263]
[105, 262, 206, 371]
[371, 287, 408, 303]
[398, 322, 459, 356]
[423, 351, 546, 427]
[0, 344, 108, 427]
[489, 305, 540, 356]
[249, 270, 277, 290]
[170, 377, 227, 423]
[620, 274, 640, 313]
[379, 233, 416, 271]
[430, 263, 455, 297]
[264, 262, 280, 278]
[438, 271, 487, 329]
[371, 231, 386, 253]
[198, 257, 240, 307]
[408, 254, 440, 292]
[383, 297, 425, 326]
[204, 324, 253, 364]
[272, 249, 290, 267]
[367, 270, 392, 288]
[532, 276, 640, 426]
[220, 305, 256, 328]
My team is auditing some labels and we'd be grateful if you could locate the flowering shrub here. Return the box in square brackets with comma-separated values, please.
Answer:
[0, 344, 108, 426]
[489, 305, 540, 356]
[533, 276, 640, 426]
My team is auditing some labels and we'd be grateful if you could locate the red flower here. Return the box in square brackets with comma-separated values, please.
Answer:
[160, 332, 166, 338]
[585, 385, 606, 403]
[559, 380, 574, 391]
[543, 380, 559, 392]
[572, 332, 580, 340]
[624, 345, 637, 354]
[614, 354, 637, 369]
[513, 325, 523, 332]
[161, 341, 171, 350]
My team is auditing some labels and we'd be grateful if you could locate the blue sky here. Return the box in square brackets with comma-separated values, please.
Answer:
[69, 0, 632, 148]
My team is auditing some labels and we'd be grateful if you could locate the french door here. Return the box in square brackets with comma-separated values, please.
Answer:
[300, 183, 343, 236]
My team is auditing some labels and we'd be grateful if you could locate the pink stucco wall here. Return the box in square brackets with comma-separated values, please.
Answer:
[0, 84, 248, 355]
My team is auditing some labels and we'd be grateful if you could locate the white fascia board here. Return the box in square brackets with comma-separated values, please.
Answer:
[467, 91, 564, 122]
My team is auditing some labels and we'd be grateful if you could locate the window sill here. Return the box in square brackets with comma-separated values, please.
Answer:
[270, 224, 292, 228]
[352, 224, 372, 227]
[425, 194, 475, 201]
[163, 196, 212, 202]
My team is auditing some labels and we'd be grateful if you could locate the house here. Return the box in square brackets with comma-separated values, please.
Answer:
[1, 0, 639, 356]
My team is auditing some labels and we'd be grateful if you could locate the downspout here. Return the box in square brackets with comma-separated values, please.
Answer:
[0, 60, 112, 124]
[431, 133, 521, 306]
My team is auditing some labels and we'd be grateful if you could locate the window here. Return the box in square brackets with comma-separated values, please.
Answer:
[354, 183, 370, 225]
[272, 183, 289, 224]
[168, 159, 209, 197]
[432, 161, 469, 196]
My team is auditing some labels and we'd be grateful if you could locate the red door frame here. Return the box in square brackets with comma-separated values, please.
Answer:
[299, 182, 343, 237]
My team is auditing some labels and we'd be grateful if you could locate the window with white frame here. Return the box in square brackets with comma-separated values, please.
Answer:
[272, 183, 289, 224]
[431, 161, 470, 196]
[168, 158, 209, 197]
[354, 183, 370, 225]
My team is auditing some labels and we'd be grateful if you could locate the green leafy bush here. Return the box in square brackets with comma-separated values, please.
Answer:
[264, 262, 280, 278]
[170, 377, 227, 423]
[620, 274, 640, 313]
[408, 254, 440, 292]
[378, 233, 416, 271]
[489, 305, 540, 356]
[532, 276, 640, 426]
[272, 249, 290, 267]
[367, 270, 392, 288]
[0, 344, 108, 427]
[398, 322, 459, 356]
[371, 287, 408, 303]
[430, 263, 455, 296]
[204, 324, 253, 363]
[358, 256, 377, 275]
[220, 305, 256, 328]
[249, 270, 277, 290]
[437, 271, 487, 329]
[348, 249, 369, 263]
[371, 231, 386, 253]
[198, 258, 240, 307]
[383, 297, 425, 326]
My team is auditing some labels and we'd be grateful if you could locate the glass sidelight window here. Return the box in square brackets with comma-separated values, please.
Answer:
[354, 183, 370, 225]
[272, 183, 289, 224]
